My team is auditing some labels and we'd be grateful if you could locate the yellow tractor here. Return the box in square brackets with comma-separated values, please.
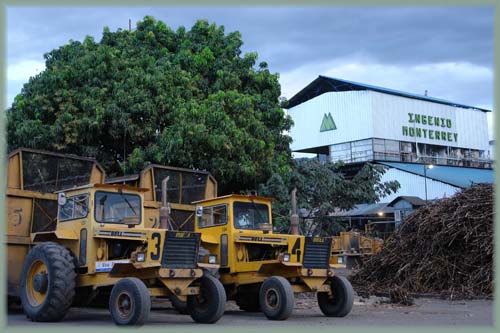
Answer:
[192, 194, 353, 320]
[6, 149, 226, 325]
[112, 164, 353, 320]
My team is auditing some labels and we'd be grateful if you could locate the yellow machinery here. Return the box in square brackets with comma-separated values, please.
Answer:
[6, 149, 226, 325]
[331, 231, 383, 269]
[106, 164, 217, 230]
[115, 164, 353, 320]
[192, 194, 354, 320]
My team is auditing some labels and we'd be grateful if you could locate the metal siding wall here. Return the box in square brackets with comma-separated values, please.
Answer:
[371, 91, 489, 150]
[455, 107, 489, 151]
[379, 167, 460, 202]
[287, 91, 374, 151]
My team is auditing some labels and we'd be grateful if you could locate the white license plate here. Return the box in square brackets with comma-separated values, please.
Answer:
[95, 259, 131, 272]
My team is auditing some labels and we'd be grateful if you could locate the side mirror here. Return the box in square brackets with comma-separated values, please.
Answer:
[58, 192, 67, 206]
[196, 205, 203, 217]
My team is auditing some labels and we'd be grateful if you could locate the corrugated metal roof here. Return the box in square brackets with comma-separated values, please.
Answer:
[286, 75, 491, 112]
[387, 196, 426, 207]
[331, 203, 394, 217]
[378, 162, 494, 188]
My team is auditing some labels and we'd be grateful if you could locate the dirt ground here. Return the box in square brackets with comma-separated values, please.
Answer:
[8, 295, 493, 327]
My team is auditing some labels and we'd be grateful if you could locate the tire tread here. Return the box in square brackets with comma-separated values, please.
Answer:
[20, 242, 76, 322]
[259, 276, 294, 320]
[109, 277, 151, 325]
[317, 276, 354, 317]
[188, 274, 226, 324]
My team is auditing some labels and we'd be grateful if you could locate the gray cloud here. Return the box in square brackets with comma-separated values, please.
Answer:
[6, 6, 494, 113]
[8, 7, 493, 68]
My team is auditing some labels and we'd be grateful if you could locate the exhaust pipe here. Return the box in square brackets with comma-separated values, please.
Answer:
[160, 176, 170, 229]
[290, 188, 300, 235]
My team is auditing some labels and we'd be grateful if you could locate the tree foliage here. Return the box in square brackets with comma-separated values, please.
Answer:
[8, 16, 292, 193]
[259, 159, 400, 235]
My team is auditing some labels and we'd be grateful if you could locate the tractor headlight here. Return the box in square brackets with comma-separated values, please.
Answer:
[283, 253, 290, 262]
[136, 252, 146, 262]
[208, 255, 217, 264]
[337, 256, 344, 264]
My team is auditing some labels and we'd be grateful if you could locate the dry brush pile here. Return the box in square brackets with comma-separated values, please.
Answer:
[350, 183, 493, 301]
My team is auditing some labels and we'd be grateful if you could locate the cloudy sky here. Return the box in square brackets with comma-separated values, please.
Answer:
[6, 6, 495, 137]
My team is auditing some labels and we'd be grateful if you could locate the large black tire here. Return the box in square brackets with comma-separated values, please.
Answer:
[109, 278, 151, 325]
[20, 242, 76, 322]
[236, 292, 261, 312]
[170, 295, 189, 314]
[317, 276, 354, 317]
[187, 274, 226, 324]
[259, 276, 294, 320]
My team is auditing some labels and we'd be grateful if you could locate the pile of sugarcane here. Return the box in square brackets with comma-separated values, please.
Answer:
[350, 183, 493, 301]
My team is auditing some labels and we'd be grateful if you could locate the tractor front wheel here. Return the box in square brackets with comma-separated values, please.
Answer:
[187, 274, 226, 323]
[317, 276, 354, 317]
[109, 278, 151, 325]
[259, 276, 294, 320]
[20, 242, 76, 322]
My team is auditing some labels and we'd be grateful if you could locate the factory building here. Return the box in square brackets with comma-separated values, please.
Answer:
[286, 75, 493, 204]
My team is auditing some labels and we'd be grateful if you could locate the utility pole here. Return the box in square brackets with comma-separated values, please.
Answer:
[290, 188, 300, 235]
[424, 164, 428, 201]
[423, 164, 434, 202]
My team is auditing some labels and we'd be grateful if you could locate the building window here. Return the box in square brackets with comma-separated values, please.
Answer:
[329, 138, 490, 168]
[59, 194, 89, 222]
[331, 142, 352, 163]
[384, 140, 400, 161]
[331, 140, 373, 163]
[373, 139, 402, 161]
[351, 139, 373, 162]
[400, 142, 416, 162]
[198, 204, 228, 228]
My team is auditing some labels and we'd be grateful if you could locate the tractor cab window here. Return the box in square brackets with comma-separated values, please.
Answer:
[233, 201, 270, 230]
[94, 191, 141, 224]
[198, 204, 227, 228]
[59, 194, 89, 222]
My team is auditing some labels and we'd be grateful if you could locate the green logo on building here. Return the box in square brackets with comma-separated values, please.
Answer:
[320, 113, 337, 132]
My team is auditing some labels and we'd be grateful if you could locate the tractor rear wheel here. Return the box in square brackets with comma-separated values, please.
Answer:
[20, 242, 76, 322]
[187, 274, 226, 323]
[317, 276, 354, 317]
[109, 278, 151, 325]
[259, 276, 294, 320]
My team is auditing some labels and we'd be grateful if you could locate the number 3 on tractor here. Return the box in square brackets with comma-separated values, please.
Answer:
[151, 232, 161, 260]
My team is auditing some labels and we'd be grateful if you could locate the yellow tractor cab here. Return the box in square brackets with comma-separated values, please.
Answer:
[192, 194, 354, 320]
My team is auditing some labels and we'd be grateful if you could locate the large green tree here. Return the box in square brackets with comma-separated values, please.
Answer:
[8, 16, 292, 193]
[259, 159, 400, 235]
